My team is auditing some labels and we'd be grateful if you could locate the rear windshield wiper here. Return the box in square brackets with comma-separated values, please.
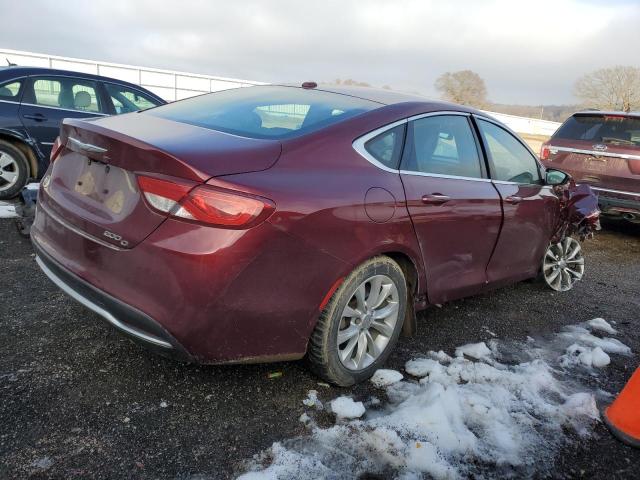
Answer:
[601, 137, 637, 146]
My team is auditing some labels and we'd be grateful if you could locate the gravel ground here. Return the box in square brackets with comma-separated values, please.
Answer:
[0, 217, 638, 479]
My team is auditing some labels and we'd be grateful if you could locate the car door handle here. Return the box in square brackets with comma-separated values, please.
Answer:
[421, 194, 451, 205]
[505, 195, 522, 204]
[23, 113, 47, 121]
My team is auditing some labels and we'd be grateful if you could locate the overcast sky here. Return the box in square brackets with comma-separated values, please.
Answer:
[1, 0, 639, 105]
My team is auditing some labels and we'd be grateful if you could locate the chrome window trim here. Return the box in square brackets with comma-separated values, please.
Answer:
[35, 255, 172, 349]
[0, 98, 20, 105]
[548, 145, 640, 162]
[352, 111, 474, 175]
[592, 186, 640, 197]
[407, 110, 471, 122]
[352, 118, 408, 173]
[399, 170, 492, 183]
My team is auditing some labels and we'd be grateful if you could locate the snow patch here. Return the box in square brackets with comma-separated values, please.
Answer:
[455, 341, 492, 359]
[302, 390, 323, 410]
[330, 397, 365, 419]
[0, 202, 17, 219]
[560, 344, 610, 368]
[587, 317, 617, 335]
[241, 319, 631, 478]
[370, 369, 403, 387]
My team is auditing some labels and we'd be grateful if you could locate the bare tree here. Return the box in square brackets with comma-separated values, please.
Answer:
[435, 70, 488, 108]
[574, 66, 640, 112]
[333, 78, 372, 87]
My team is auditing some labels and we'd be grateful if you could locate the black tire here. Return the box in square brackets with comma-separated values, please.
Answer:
[308, 256, 407, 386]
[0, 140, 29, 200]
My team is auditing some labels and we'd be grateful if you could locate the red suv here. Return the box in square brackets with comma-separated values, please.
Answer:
[540, 111, 640, 223]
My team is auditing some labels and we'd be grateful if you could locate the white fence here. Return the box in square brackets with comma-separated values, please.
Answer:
[0, 48, 264, 102]
[481, 110, 561, 137]
[1, 48, 561, 136]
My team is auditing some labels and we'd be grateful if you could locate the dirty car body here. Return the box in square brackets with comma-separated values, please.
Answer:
[31, 85, 598, 369]
[540, 111, 640, 223]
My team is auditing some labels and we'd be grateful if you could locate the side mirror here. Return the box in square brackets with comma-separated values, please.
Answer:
[545, 168, 570, 186]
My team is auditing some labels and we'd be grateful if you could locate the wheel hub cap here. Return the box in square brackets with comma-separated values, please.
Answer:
[336, 274, 400, 371]
[0, 152, 19, 191]
[543, 237, 584, 292]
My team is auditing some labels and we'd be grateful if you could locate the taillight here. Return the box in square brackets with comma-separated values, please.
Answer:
[629, 159, 640, 175]
[50, 136, 63, 162]
[137, 175, 274, 228]
[540, 145, 550, 161]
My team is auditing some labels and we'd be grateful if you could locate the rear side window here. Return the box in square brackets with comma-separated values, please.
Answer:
[554, 114, 640, 147]
[105, 83, 162, 114]
[0, 80, 22, 101]
[145, 86, 379, 139]
[31, 77, 102, 113]
[364, 124, 406, 169]
[402, 115, 483, 179]
[478, 119, 541, 184]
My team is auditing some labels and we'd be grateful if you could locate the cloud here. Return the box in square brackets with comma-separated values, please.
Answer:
[1, 0, 638, 104]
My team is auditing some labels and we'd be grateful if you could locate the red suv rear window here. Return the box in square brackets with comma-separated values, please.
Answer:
[554, 114, 640, 147]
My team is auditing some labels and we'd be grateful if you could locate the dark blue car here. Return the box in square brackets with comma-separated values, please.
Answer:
[0, 66, 166, 199]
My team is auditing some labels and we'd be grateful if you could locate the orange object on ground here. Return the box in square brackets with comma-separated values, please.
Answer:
[604, 367, 640, 448]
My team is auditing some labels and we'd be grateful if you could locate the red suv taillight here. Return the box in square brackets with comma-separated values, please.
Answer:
[540, 144, 550, 161]
[50, 136, 64, 162]
[137, 175, 274, 228]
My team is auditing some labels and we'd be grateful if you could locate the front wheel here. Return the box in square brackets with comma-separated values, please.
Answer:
[308, 256, 407, 386]
[0, 140, 29, 200]
[542, 237, 584, 292]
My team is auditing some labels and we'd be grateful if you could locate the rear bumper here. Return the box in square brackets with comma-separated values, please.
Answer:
[33, 239, 193, 361]
[594, 188, 640, 216]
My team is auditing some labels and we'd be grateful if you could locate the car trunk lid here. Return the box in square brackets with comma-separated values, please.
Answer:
[39, 115, 281, 249]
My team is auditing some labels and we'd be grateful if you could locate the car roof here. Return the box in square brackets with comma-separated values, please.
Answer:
[573, 110, 640, 119]
[0, 65, 163, 100]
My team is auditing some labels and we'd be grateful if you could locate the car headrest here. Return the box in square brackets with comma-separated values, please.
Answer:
[74, 91, 92, 109]
[58, 89, 74, 109]
[0, 87, 12, 97]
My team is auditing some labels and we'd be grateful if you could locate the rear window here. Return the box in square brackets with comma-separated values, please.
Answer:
[554, 114, 640, 147]
[145, 86, 380, 139]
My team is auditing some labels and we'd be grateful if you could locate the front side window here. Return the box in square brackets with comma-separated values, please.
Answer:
[145, 85, 379, 140]
[477, 119, 541, 184]
[105, 83, 161, 114]
[402, 115, 483, 178]
[0, 80, 22, 101]
[31, 77, 102, 113]
[364, 124, 406, 169]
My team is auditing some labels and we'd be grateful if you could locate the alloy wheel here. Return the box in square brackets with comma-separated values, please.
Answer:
[336, 274, 400, 371]
[0, 152, 20, 192]
[543, 237, 584, 292]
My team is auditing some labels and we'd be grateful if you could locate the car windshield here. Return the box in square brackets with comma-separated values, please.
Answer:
[144, 85, 380, 140]
[554, 114, 640, 147]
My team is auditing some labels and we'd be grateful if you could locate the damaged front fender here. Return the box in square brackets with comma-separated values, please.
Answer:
[551, 180, 601, 243]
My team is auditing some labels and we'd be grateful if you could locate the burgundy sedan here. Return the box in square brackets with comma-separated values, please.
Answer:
[31, 84, 596, 385]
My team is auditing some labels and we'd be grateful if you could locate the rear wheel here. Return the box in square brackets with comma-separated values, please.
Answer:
[0, 140, 29, 200]
[308, 256, 407, 386]
[542, 237, 584, 292]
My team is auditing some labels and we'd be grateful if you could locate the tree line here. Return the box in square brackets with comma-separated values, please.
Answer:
[436, 67, 640, 119]
[330, 66, 640, 122]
